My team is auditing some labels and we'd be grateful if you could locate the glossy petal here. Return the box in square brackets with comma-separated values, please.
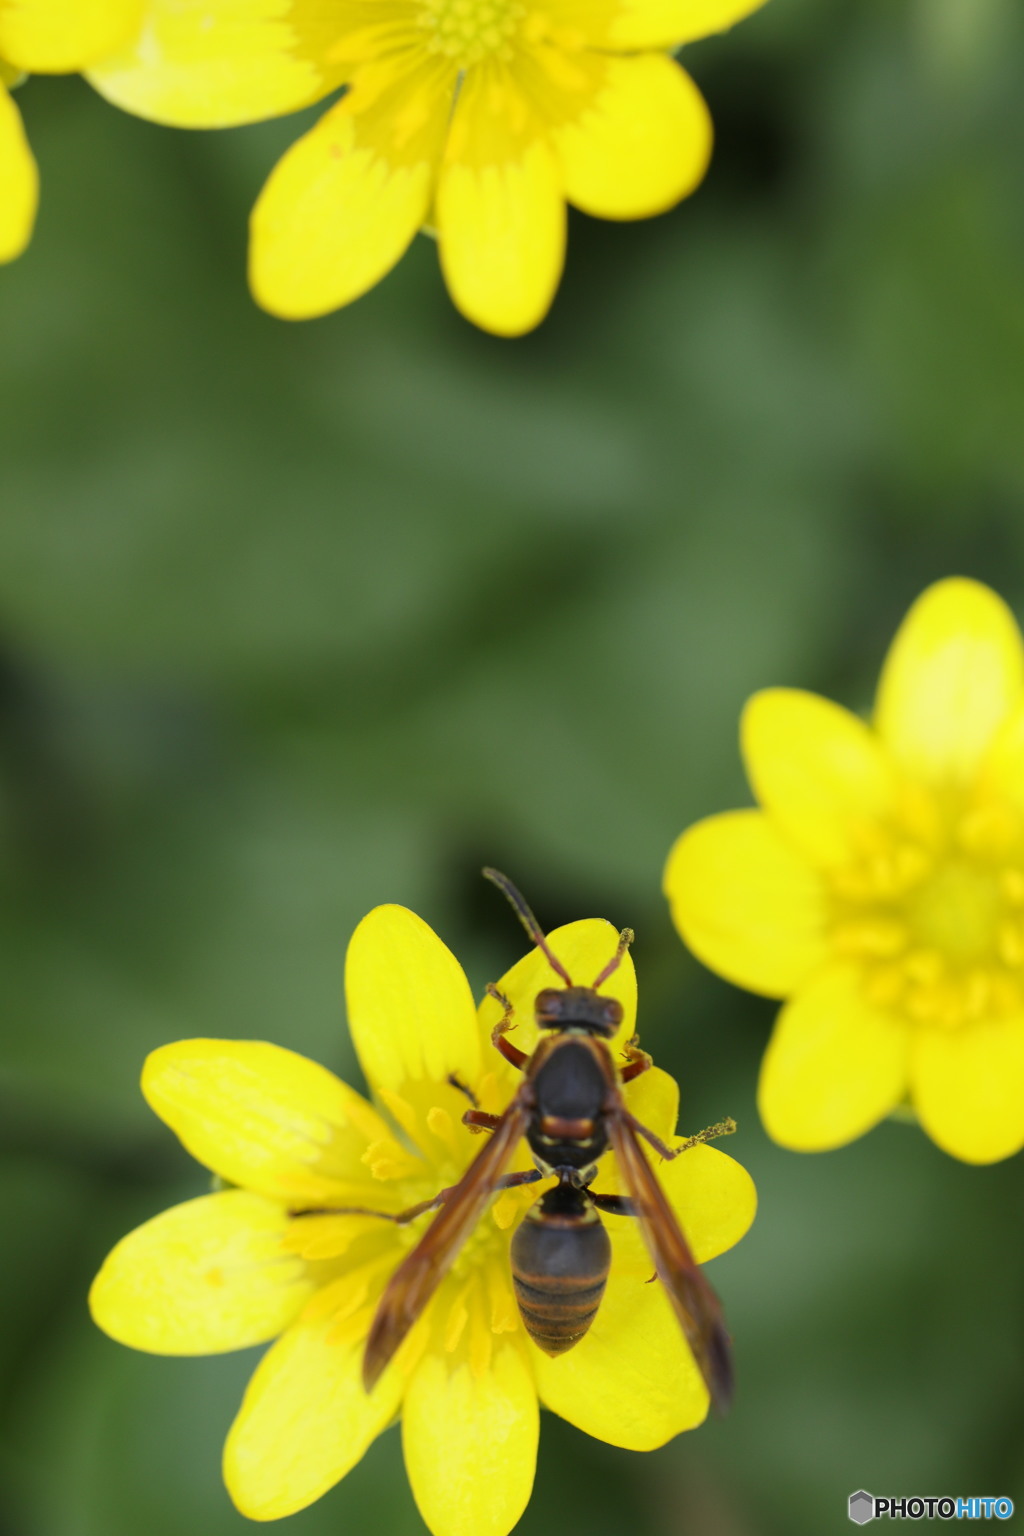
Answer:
[87, 0, 344, 126]
[742, 689, 896, 867]
[534, 1254, 708, 1449]
[478, 918, 638, 1069]
[875, 578, 1024, 788]
[664, 810, 828, 998]
[89, 1191, 311, 1354]
[402, 1334, 538, 1536]
[975, 698, 1024, 819]
[912, 1015, 1024, 1164]
[554, 55, 710, 220]
[345, 904, 483, 1097]
[143, 1039, 399, 1205]
[0, 82, 36, 263]
[547, 0, 767, 49]
[0, 0, 140, 72]
[251, 63, 450, 319]
[535, 1126, 752, 1448]
[437, 66, 565, 337]
[758, 964, 909, 1150]
[621, 1063, 679, 1142]
[224, 1294, 404, 1520]
[598, 1142, 757, 1272]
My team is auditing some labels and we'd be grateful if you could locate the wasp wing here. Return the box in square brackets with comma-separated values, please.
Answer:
[607, 1097, 733, 1414]
[362, 1087, 531, 1390]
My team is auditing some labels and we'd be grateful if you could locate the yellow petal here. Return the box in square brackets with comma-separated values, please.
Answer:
[0, 0, 140, 72]
[402, 1332, 538, 1536]
[0, 81, 36, 263]
[89, 1190, 311, 1354]
[534, 1253, 708, 1449]
[979, 699, 1024, 816]
[597, 1141, 756, 1273]
[251, 64, 449, 319]
[224, 1297, 404, 1520]
[345, 904, 483, 1098]
[664, 810, 828, 998]
[875, 578, 1024, 788]
[912, 1015, 1024, 1164]
[535, 1121, 753, 1445]
[547, 0, 767, 49]
[143, 1039, 400, 1205]
[621, 1062, 678, 1141]
[478, 917, 638, 1069]
[758, 964, 909, 1150]
[555, 55, 710, 220]
[742, 689, 897, 867]
[437, 65, 564, 337]
[87, 0, 344, 126]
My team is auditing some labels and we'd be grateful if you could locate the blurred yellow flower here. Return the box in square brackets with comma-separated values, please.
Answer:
[0, 0, 142, 261]
[90, 904, 755, 1535]
[2, 0, 345, 264]
[665, 577, 1024, 1165]
[87, 0, 766, 335]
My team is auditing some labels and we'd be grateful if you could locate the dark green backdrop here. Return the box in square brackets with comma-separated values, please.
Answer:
[2, 0, 1024, 1530]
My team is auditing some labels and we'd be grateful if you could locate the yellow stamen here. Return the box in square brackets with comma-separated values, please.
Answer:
[444, 1294, 469, 1352]
[361, 1139, 420, 1180]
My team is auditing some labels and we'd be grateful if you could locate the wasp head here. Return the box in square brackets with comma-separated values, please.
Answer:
[535, 986, 623, 1037]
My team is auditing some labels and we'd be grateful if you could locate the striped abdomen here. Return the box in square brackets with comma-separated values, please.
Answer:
[510, 1193, 611, 1355]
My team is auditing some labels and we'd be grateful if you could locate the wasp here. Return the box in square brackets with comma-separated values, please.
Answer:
[315, 871, 735, 1412]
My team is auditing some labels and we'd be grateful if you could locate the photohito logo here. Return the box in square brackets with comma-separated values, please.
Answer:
[848, 1492, 1014, 1523]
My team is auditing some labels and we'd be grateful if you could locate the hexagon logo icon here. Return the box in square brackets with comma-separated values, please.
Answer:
[848, 1491, 875, 1524]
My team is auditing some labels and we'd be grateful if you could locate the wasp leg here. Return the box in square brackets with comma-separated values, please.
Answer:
[487, 982, 529, 1070]
[593, 926, 635, 989]
[447, 1072, 479, 1108]
[627, 1113, 737, 1162]
[289, 1192, 455, 1225]
[291, 1169, 543, 1224]
[588, 1192, 637, 1216]
[462, 1109, 502, 1134]
[619, 1035, 653, 1084]
[497, 1169, 544, 1191]
[675, 1117, 737, 1151]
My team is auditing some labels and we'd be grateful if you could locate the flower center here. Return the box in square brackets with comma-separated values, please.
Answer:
[418, 0, 525, 65]
[828, 793, 1024, 1028]
[909, 861, 1001, 964]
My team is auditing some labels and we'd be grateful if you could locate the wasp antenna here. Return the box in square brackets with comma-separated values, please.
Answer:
[592, 927, 634, 990]
[482, 868, 574, 986]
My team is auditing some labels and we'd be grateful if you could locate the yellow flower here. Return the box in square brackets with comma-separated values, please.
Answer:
[665, 577, 1024, 1165]
[86, 0, 766, 336]
[0, 0, 144, 261]
[2, 0, 342, 264]
[90, 904, 755, 1535]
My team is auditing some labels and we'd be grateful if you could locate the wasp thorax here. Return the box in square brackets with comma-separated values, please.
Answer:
[534, 986, 623, 1036]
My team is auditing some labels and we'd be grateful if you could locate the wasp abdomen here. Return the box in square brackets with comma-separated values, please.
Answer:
[510, 1194, 611, 1355]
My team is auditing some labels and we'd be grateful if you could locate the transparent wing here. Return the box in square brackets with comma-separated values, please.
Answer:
[607, 1095, 733, 1414]
[362, 1089, 531, 1389]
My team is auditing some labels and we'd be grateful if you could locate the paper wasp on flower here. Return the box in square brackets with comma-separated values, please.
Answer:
[297, 869, 737, 1413]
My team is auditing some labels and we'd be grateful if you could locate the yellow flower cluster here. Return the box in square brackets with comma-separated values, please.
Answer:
[91, 907, 755, 1535]
[1, 0, 766, 332]
[666, 578, 1024, 1165]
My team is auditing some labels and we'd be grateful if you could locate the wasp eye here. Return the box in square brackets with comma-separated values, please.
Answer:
[535, 988, 563, 1019]
[603, 999, 623, 1026]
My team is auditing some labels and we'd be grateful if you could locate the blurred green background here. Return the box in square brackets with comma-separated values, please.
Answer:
[3, 0, 1024, 1530]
